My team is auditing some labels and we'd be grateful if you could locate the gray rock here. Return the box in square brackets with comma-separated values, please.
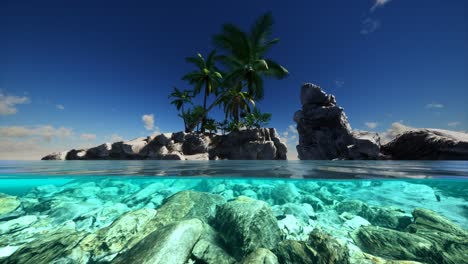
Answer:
[294, 83, 380, 160]
[214, 196, 281, 258]
[382, 128, 468, 160]
[272, 183, 300, 204]
[112, 219, 204, 264]
[155, 133, 173, 146]
[172, 131, 187, 143]
[183, 133, 210, 155]
[86, 143, 112, 159]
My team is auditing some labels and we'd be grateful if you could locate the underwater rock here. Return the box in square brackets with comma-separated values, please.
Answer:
[382, 128, 468, 160]
[0, 194, 21, 216]
[191, 224, 237, 264]
[123, 182, 166, 207]
[78, 208, 156, 262]
[0, 215, 38, 235]
[112, 218, 204, 264]
[337, 200, 412, 230]
[294, 83, 380, 160]
[153, 190, 225, 226]
[242, 248, 279, 264]
[214, 196, 281, 258]
[273, 203, 315, 223]
[3, 227, 87, 264]
[406, 208, 468, 264]
[274, 229, 349, 264]
[272, 183, 300, 204]
[351, 226, 441, 263]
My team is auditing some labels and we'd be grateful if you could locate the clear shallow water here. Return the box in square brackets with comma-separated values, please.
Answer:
[0, 160, 467, 263]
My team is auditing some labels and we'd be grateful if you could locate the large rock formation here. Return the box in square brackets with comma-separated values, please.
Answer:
[381, 128, 468, 160]
[294, 83, 381, 160]
[41, 128, 287, 160]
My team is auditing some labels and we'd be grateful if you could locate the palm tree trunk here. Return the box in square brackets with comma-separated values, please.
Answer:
[200, 81, 209, 133]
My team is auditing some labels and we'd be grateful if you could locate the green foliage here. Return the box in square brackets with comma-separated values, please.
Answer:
[226, 120, 245, 133]
[169, 13, 288, 133]
[204, 118, 218, 134]
[178, 106, 205, 133]
[244, 108, 272, 129]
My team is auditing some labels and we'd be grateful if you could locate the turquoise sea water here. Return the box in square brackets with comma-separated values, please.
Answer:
[0, 160, 467, 263]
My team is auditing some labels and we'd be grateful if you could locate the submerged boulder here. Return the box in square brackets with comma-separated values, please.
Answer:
[112, 219, 204, 264]
[382, 128, 468, 160]
[274, 229, 349, 264]
[214, 196, 282, 258]
[0, 194, 21, 216]
[242, 248, 279, 264]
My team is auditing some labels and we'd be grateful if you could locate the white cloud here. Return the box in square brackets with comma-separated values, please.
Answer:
[371, 0, 393, 12]
[361, 18, 380, 35]
[380, 122, 414, 144]
[365, 122, 378, 129]
[334, 80, 344, 88]
[0, 125, 73, 142]
[80, 133, 97, 141]
[426, 103, 444, 109]
[109, 134, 124, 142]
[448, 122, 461, 127]
[56, 104, 65, 110]
[0, 91, 30, 115]
[280, 124, 300, 160]
[142, 114, 155, 130]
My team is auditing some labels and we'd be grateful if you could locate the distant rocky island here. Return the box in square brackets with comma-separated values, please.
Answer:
[42, 83, 468, 161]
[294, 83, 468, 160]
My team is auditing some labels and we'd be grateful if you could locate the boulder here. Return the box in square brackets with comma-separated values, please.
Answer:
[351, 226, 441, 263]
[191, 224, 237, 264]
[78, 208, 157, 262]
[112, 219, 204, 264]
[2, 228, 87, 264]
[214, 196, 282, 258]
[294, 83, 380, 160]
[183, 133, 210, 155]
[382, 128, 468, 160]
[155, 133, 173, 145]
[274, 229, 350, 264]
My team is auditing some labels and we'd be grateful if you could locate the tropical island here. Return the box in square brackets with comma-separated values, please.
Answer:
[41, 13, 468, 161]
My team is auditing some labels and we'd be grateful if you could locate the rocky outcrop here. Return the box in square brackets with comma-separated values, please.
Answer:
[382, 128, 468, 160]
[294, 83, 381, 160]
[41, 128, 287, 160]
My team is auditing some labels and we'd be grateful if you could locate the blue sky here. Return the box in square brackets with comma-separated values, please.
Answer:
[1, 0, 467, 159]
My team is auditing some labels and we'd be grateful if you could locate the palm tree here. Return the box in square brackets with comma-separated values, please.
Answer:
[220, 84, 256, 124]
[169, 87, 193, 132]
[182, 51, 223, 132]
[213, 12, 289, 101]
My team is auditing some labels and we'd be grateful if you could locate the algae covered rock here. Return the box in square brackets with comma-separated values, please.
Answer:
[274, 229, 349, 264]
[351, 226, 441, 263]
[242, 248, 279, 264]
[190, 223, 236, 264]
[0, 193, 21, 216]
[2, 228, 87, 264]
[112, 218, 204, 264]
[214, 196, 281, 258]
[79, 208, 157, 262]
